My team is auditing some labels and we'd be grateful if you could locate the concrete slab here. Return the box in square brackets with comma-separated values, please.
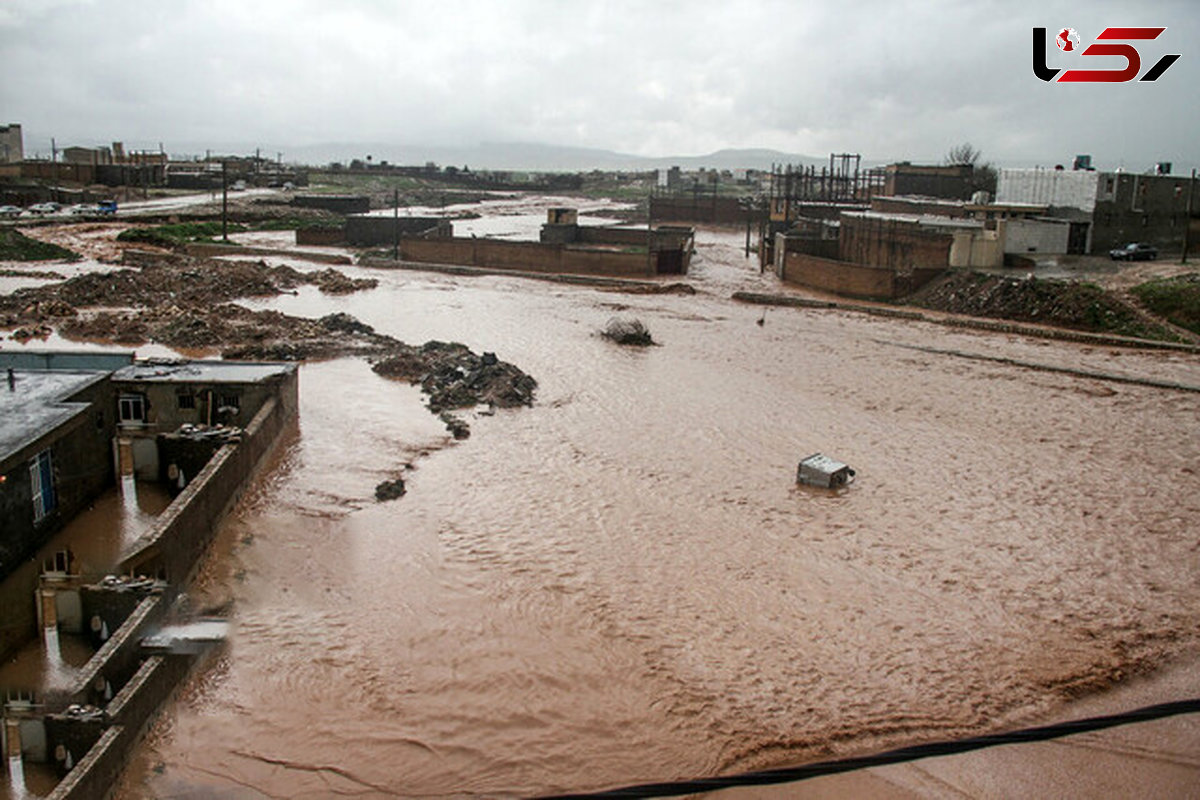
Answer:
[0, 369, 108, 463]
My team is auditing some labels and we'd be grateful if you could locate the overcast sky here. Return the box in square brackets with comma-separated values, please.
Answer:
[2, 0, 1197, 170]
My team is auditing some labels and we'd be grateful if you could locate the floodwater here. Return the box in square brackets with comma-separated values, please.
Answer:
[0, 480, 170, 800]
[87, 231, 1200, 798]
[365, 194, 637, 240]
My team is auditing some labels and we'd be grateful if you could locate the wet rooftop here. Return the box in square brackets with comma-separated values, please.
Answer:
[0, 369, 109, 463]
[112, 360, 296, 385]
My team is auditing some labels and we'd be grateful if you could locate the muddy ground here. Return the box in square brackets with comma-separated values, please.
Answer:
[905, 270, 1190, 342]
[1, 241, 536, 427]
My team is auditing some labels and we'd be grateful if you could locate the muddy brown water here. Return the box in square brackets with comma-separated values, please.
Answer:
[13, 232, 1199, 798]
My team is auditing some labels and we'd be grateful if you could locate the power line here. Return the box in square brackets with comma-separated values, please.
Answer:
[536, 698, 1200, 799]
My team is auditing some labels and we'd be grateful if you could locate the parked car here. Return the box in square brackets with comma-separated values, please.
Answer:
[26, 202, 61, 215]
[67, 203, 93, 215]
[1109, 242, 1157, 261]
[97, 200, 118, 215]
[0, 205, 22, 218]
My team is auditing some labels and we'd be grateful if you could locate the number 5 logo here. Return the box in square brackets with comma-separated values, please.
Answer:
[1033, 27, 1180, 82]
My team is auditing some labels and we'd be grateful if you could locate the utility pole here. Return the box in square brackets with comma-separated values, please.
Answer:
[1183, 168, 1196, 264]
[221, 161, 229, 242]
[393, 188, 400, 260]
[51, 137, 58, 203]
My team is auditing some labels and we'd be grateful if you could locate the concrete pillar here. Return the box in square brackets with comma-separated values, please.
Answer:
[39, 588, 57, 629]
[4, 719, 19, 760]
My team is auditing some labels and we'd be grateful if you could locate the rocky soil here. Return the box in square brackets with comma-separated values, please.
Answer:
[2, 241, 538, 434]
[906, 271, 1182, 342]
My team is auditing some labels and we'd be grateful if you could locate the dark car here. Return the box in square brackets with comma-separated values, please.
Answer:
[1109, 242, 1157, 261]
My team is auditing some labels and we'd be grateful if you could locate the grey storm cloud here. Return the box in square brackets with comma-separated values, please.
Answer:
[1, 0, 1196, 170]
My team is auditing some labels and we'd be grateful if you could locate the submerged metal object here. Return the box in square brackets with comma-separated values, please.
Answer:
[797, 453, 856, 488]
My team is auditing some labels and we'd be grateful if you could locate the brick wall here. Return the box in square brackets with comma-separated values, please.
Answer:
[781, 252, 895, 299]
[396, 236, 653, 277]
[839, 216, 952, 270]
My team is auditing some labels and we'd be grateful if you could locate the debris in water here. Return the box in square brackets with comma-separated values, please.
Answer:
[439, 412, 471, 440]
[797, 453, 856, 488]
[601, 316, 654, 346]
[375, 477, 407, 502]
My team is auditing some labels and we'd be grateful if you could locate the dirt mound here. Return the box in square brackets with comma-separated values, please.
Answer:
[0, 257, 375, 327]
[906, 271, 1177, 341]
[372, 342, 537, 412]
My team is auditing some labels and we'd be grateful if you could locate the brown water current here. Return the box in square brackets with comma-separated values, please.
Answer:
[115, 232, 1200, 798]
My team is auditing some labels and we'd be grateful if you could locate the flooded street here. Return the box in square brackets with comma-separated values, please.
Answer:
[102, 232, 1200, 798]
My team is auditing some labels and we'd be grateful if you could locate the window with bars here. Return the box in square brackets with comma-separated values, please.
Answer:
[29, 449, 56, 523]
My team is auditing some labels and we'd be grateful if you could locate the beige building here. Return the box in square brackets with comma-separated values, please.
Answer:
[0, 123, 22, 164]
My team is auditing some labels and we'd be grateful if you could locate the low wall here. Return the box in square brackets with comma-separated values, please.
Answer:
[345, 215, 452, 246]
[296, 227, 346, 246]
[182, 242, 351, 265]
[782, 252, 896, 299]
[119, 372, 296, 583]
[650, 195, 756, 225]
[396, 236, 653, 278]
[781, 252, 942, 300]
[45, 725, 123, 800]
[64, 595, 164, 708]
[292, 194, 369, 214]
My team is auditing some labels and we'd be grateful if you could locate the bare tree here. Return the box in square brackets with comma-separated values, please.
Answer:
[946, 142, 997, 196]
[945, 142, 982, 166]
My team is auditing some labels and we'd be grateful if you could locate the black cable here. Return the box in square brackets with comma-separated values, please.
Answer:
[536, 698, 1200, 799]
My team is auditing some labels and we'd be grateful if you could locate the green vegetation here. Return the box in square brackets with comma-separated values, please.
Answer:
[117, 221, 249, 247]
[0, 229, 81, 262]
[253, 217, 344, 231]
[1130, 273, 1200, 335]
[906, 271, 1183, 342]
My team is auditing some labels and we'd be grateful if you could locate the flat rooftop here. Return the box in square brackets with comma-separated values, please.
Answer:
[111, 360, 296, 385]
[0, 369, 109, 463]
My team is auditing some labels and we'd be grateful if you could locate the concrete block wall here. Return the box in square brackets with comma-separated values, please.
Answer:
[396, 236, 653, 278]
[295, 228, 346, 246]
[650, 195, 754, 225]
[65, 595, 164, 708]
[293, 195, 370, 214]
[839, 216, 953, 270]
[345, 215, 452, 246]
[119, 373, 295, 584]
[1004, 218, 1070, 254]
[782, 253, 896, 299]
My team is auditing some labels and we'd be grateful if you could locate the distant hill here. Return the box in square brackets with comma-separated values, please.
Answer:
[260, 141, 827, 172]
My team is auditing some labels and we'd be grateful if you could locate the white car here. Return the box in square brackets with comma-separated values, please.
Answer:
[26, 202, 61, 214]
[66, 203, 93, 215]
[0, 205, 22, 218]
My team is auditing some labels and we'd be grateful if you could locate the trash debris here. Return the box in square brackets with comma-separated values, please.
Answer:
[797, 453, 856, 488]
[601, 316, 654, 346]
[439, 412, 471, 440]
[375, 477, 407, 502]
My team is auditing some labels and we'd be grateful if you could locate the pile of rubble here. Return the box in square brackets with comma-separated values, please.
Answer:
[371, 341, 538, 413]
[0, 256, 376, 330]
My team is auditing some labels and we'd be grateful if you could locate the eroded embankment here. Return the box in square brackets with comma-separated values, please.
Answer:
[905, 270, 1193, 343]
[0, 249, 538, 430]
